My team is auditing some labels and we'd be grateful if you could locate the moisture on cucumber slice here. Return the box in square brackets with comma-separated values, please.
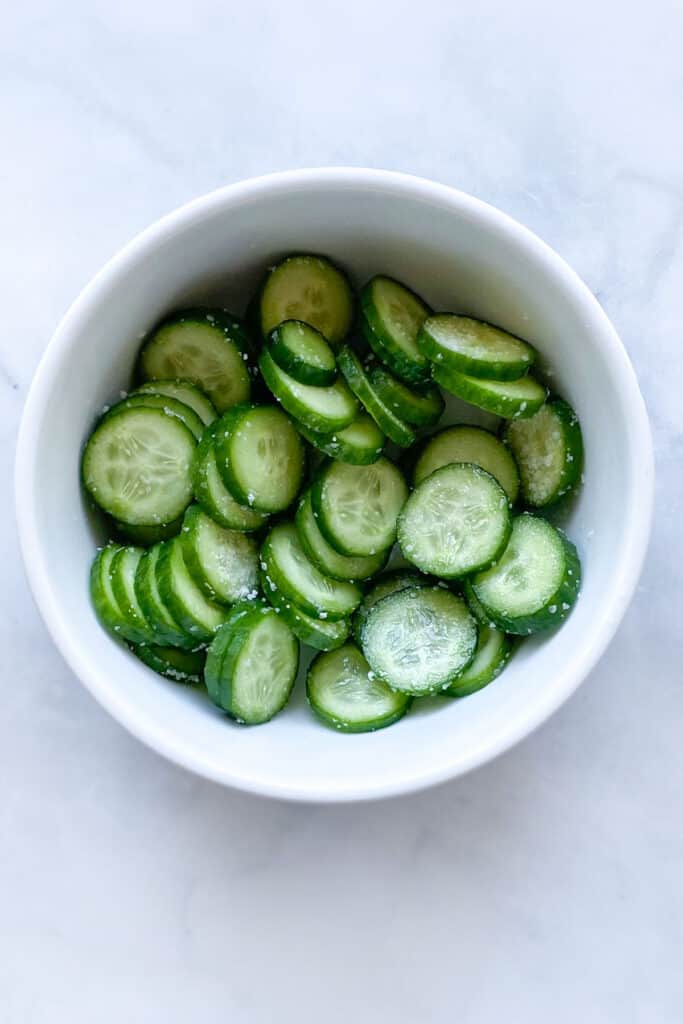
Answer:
[215, 404, 305, 513]
[180, 505, 259, 605]
[90, 545, 146, 644]
[413, 425, 520, 504]
[337, 345, 416, 448]
[256, 254, 354, 348]
[268, 320, 337, 386]
[192, 421, 268, 532]
[135, 378, 217, 426]
[263, 581, 351, 651]
[138, 309, 252, 412]
[82, 405, 196, 527]
[360, 275, 431, 383]
[433, 364, 547, 419]
[295, 413, 385, 466]
[259, 349, 358, 433]
[295, 490, 389, 582]
[398, 463, 511, 578]
[503, 396, 583, 507]
[104, 393, 205, 440]
[367, 364, 444, 426]
[205, 604, 299, 724]
[352, 570, 430, 642]
[469, 513, 581, 635]
[109, 546, 157, 645]
[311, 457, 408, 557]
[307, 643, 412, 733]
[133, 643, 206, 686]
[156, 537, 228, 642]
[360, 586, 477, 696]
[135, 543, 196, 648]
[419, 314, 536, 380]
[261, 523, 362, 621]
[443, 627, 513, 698]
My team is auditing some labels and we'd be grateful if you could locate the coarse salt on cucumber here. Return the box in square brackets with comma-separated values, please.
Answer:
[419, 314, 536, 380]
[180, 505, 259, 605]
[433, 364, 547, 419]
[263, 581, 351, 651]
[132, 644, 206, 686]
[307, 643, 412, 733]
[268, 319, 338, 386]
[504, 396, 583, 507]
[360, 275, 431, 382]
[413, 425, 520, 504]
[352, 569, 430, 642]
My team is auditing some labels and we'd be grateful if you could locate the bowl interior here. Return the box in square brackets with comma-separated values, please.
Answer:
[19, 172, 649, 800]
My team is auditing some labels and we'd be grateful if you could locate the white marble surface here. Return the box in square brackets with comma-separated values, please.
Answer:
[2, 1, 682, 1020]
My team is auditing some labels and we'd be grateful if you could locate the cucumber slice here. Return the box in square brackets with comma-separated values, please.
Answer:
[360, 587, 477, 696]
[109, 546, 157, 644]
[419, 315, 536, 380]
[90, 545, 144, 644]
[135, 379, 217, 426]
[413, 425, 520, 503]
[307, 643, 412, 733]
[263, 581, 351, 651]
[203, 601, 260, 691]
[192, 421, 267, 532]
[352, 570, 430, 642]
[433, 365, 547, 420]
[256, 254, 354, 348]
[110, 516, 183, 546]
[311, 457, 408, 557]
[295, 414, 385, 466]
[156, 538, 228, 642]
[295, 490, 389, 582]
[469, 513, 581, 634]
[135, 544, 196, 648]
[82, 406, 195, 527]
[367, 365, 444, 426]
[259, 349, 358, 433]
[133, 644, 206, 685]
[261, 523, 362, 621]
[138, 309, 252, 412]
[205, 605, 299, 724]
[337, 346, 416, 448]
[180, 505, 259, 605]
[268, 320, 337, 386]
[360, 276, 431, 382]
[215, 404, 305, 514]
[399, 463, 511, 578]
[503, 396, 583, 507]
[104, 393, 205, 440]
[444, 627, 513, 697]
[463, 580, 498, 629]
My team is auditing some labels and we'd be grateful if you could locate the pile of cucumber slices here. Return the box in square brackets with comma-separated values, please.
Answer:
[83, 255, 583, 732]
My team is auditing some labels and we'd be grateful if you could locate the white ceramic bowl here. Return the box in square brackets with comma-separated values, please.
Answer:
[15, 169, 653, 802]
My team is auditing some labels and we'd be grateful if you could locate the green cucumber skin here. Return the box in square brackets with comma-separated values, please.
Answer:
[192, 420, 267, 533]
[110, 516, 183, 546]
[418, 315, 537, 381]
[337, 345, 417, 448]
[155, 540, 227, 642]
[259, 349, 358, 433]
[268, 321, 337, 387]
[261, 575, 351, 651]
[135, 545, 197, 648]
[90, 546, 136, 642]
[294, 418, 385, 466]
[503, 396, 584, 508]
[462, 581, 499, 630]
[260, 527, 362, 621]
[133, 378, 218, 426]
[179, 505, 259, 605]
[203, 602, 258, 700]
[443, 629, 514, 697]
[367, 365, 444, 426]
[109, 547, 158, 645]
[432, 364, 547, 419]
[102, 393, 206, 440]
[132, 644, 206, 686]
[295, 491, 390, 582]
[360, 277, 431, 384]
[306, 647, 413, 734]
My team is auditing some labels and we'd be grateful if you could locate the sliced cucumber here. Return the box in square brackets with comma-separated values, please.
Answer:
[503, 396, 583, 507]
[367, 365, 444, 427]
[82, 405, 195, 527]
[135, 543, 196, 648]
[261, 523, 362, 621]
[444, 627, 513, 698]
[419, 315, 536, 380]
[203, 602, 259, 691]
[110, 516, 183, 546]
[138, 309, 252, 412]
[413, 425, 520, 504]
[295, 490, 389, 582]
[180, 505, 259, 605]
[463, 581, 497, 629]
[256, 254, 354, 348]
[352, 570, 430, 642]
[311, 457, 408, 557]
[205, 604, 299, 724]
[215, 404, 305, 513]
[337, 345, 416, 448]
[268, 320, 337, 386]
[90, 545, 144, 644]
[263, 582, 351, 651]
[360, 587, 477, 696]
[133, 644, 206, 685]
[109, 546, 156, 644]
[295, 413, 385, 466]
[433, 364, 547, 419]
[307, 643, 412, 733]
[156, 537, 227, 642]
[468, 513, 581, 634]
[192, 421, 267, 532]
[135, 378, 217, 425]
[259, 349, 358, 433]
[104, 393, 205, 440]
[360, 276, 431, 382]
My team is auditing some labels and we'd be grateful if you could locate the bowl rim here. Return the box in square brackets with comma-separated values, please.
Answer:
[15, 167, 654, 802]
